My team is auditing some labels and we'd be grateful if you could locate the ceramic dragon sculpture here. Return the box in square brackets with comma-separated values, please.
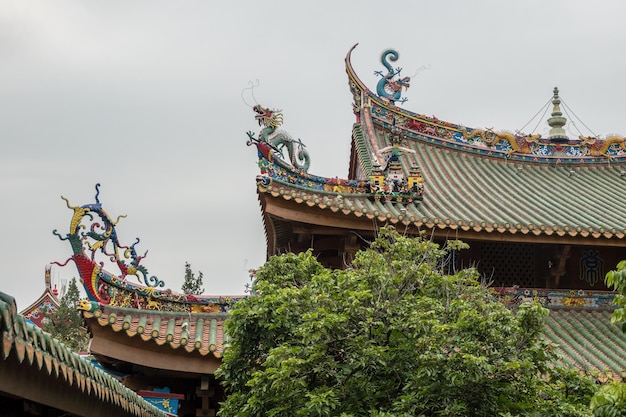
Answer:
[51, 184, 243, 313]
[246, 104, 311, 172]
[580, 135, 626, 156]
[465, 129, 541, 154]
[375, 49, 410, 104]
[52, 183, 165, 302]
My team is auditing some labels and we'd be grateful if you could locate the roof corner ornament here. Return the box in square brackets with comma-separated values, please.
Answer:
[374, 49, 410, 105]
[52, 184, 167, 301]
[246, 105, 311, 172]
[367, 126, 424, 203]
[52, 185, 240, 313]
[367, 159, 424, 204]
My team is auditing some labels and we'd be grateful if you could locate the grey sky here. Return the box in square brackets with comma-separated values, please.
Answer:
[2, 1, 626, 309]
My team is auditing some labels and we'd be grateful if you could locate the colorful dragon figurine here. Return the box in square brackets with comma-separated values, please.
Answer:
[375, 49, 410, 104]
[52, 184, 165, 299]
[246, 104, 311, 172]
[580, 135, 626, 156]
[52, 184, 242, 312]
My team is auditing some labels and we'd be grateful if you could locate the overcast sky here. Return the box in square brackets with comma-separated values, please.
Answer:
[3, 1, 626, 310]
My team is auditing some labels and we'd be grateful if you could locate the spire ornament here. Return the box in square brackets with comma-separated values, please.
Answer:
[547, 87, 569, 143]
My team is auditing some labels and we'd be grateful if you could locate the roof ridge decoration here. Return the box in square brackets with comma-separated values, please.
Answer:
[247, 105, 311, 172]
[345, 44, 626, 163]
[547, 87, 568, 142]
[494, 287, 616, 310]
[246, 105, 424, 204]
[52, 184, 243, 313]
[375, 49, 411, 105]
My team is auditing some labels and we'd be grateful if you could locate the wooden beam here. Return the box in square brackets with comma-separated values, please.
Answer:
[262, 197, 375, 232]
[196, 376, 216, 417]
[291, 224, 367, 236]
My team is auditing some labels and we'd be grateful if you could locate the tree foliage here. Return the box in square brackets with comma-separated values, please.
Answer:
[182, 261, 204, 295]
[590, 261, 626, 417]
[217, 226, 594, 417]
[591, 383, 626, 417]
[605, 260, 626, 332]
[42, 278, 89, 352]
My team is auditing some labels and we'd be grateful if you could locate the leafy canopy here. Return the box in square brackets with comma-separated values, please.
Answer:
[181, 261, 204, 295]
[42, 277, 89, 352]
[218, 226, 594, 417]
[589, 261, 626, 417]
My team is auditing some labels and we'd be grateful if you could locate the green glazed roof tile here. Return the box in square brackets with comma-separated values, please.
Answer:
[0, 291, 168, 417]
[544, 309, 626, 374]
[82, 303, 228, 357]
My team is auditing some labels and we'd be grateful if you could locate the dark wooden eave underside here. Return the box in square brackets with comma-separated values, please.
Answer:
[259, 190, 626, 262]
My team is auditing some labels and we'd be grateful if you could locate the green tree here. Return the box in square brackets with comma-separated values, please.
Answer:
[591, 383, 626, 417]
[590, 261, 626, 417]
[182, 261, 204, 295]
[606, 260, 626, 332]
[217, 226, 595, 417]
[42, 278, 89, 352]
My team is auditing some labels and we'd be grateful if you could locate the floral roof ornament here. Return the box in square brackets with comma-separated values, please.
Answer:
[52, 183, 165, 294]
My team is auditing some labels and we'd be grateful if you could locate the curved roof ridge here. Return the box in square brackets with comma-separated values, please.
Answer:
[345, 45, 626, 166]
[0, 291, 168, 417]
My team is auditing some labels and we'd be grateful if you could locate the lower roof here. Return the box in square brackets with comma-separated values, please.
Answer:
[0, 292, 167, 417]
[81, 303, 228, 359]
[498, 288, 626, 379]
[80, 303, 225, 376]
[544, 309, 626, 378]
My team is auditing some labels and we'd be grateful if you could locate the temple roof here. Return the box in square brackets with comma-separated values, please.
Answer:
[51, 185, 241, 377]
[80, 303, 228, 358]
[19, 266, 60, 328]
[245, 47, 626, 380]
[0, 292, 168, 417]
[350, 121, 626, 240]
[19, 286, 59, 328]
[495, 288, 626, 378]
[344, 45, 626, 241]
[248, 45, 626, 250]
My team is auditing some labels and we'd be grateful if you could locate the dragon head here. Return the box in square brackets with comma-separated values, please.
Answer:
[253, 105, 284, 129]
[77, 299, 99, 313]
[389, 77, 410, 92]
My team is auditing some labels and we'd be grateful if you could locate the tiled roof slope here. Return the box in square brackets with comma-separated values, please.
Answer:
[82, 289, 626, 378]
[544, 309, 626, 379]
[255, 141, 626, 243]
[356, 121, 626, 239]
[86, 292, 626, 379]
[81, 303, 228, 357]
[0, 292, 167, 417]
[495, 288, 626, 378]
